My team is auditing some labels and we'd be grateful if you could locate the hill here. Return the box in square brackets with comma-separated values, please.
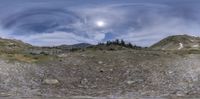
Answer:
[0, 35, 200, 98]
[151, 35, 200, 50]
[53, 43, 92, 50]
[0, 38, 58, 63]
[0, 37, 31, 50]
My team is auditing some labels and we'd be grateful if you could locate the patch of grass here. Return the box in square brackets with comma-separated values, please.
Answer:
[0, 50, 58, 63]
[172, 49, 200, 55]
[13, 54, 37, 63]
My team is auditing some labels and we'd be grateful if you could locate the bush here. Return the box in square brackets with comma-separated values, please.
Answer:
[70, 48, 80, 52]
[40, 51, 49, 55]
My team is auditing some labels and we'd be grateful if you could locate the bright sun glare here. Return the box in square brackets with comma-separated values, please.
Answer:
[96, 20, 106, 27]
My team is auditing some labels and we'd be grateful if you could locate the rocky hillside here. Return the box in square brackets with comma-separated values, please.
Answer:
[0, 49, 200, 99]
[0, 37, 31, 51]
[0, 37, 59, 63]
[0, 35, 200, 98]
[151, 35, 200, 50]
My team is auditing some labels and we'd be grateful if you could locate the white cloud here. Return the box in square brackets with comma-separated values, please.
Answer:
[119, 17, 200, 46]
[1, 2, 200, 47]
[10, 32, 98, 46]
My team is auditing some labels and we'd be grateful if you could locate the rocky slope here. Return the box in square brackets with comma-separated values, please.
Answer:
[0, 36, 199, 98]
[1, 50, 200, 98]
[151, 35, 200, 50]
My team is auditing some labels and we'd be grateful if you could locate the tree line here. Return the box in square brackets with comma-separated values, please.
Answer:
[98, 39, 142, 49]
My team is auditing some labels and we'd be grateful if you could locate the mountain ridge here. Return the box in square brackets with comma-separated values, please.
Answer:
[0, 34, 200, 51]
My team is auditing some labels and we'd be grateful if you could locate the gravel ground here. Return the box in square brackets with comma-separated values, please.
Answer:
[0, 50, 200, 98]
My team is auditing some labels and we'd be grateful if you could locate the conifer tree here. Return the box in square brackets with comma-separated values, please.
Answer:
[115, 39, 119, 45]
[120, 39, 125, 46]
[127, 42, 133, 48]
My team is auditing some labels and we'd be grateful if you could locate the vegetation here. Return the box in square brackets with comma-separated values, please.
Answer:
[1, 35, 199, 63]
[98, 39, 143, 50]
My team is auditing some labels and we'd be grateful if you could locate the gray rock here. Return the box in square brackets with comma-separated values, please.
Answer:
[43, 79, 59, 85]
[176, 91, 185, 96]
[0, 93, 11, 97]
[98, 61, 103, 64]
[127, 81, 135, 85]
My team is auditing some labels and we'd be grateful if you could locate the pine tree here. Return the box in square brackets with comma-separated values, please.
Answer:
[98, 42, 104, 45]
[127, 43, 133, 48]
[106, 40, 111, 46]
[115, 39, 119, 45]
[120, 39, 125, 46]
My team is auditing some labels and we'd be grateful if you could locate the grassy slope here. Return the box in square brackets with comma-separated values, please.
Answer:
[0, 38, 59, 63]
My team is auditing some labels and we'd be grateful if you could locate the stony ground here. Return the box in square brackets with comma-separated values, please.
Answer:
[0, 49, 200, 99]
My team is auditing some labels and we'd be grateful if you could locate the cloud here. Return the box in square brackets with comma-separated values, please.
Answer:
[0, 1, 200, 46]
[84, 3, 200, 46]
[12, 31, 98, 46]
[1, 8, 83, 35]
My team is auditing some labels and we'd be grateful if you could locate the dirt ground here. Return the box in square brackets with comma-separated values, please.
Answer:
[0, 49, 200, 98]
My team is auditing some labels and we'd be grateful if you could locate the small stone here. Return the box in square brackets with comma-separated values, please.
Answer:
[98, 61, 103, 64]
[0, 93, 11, 97]
[176, 91, 185, 96]
[81, 54, 86, 57]
[81, 78, 88, 85]
[168, 71, 173, 74]
[127, 81, 135, 84]
[43, 79, 59, 85]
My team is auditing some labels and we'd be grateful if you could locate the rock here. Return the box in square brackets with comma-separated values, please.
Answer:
[98, 61, 103, 64]
[176, 91, 185, 96]
[0, 93, 11, 97]
[127, 81, 135, 85]
[127, 79, 144, 85]
[81, 78, 88, 85]
[81, 54, 86, 57]
[43, 79, 59, 85]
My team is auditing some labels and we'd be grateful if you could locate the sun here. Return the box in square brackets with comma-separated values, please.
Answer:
[96, 20, 106, 27]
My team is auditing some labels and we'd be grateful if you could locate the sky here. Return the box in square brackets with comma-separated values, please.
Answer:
[0, 0, 200, 46]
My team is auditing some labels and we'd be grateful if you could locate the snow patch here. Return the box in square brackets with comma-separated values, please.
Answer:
[178, 43, 183, 50]
[192, 44, 199, 48]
